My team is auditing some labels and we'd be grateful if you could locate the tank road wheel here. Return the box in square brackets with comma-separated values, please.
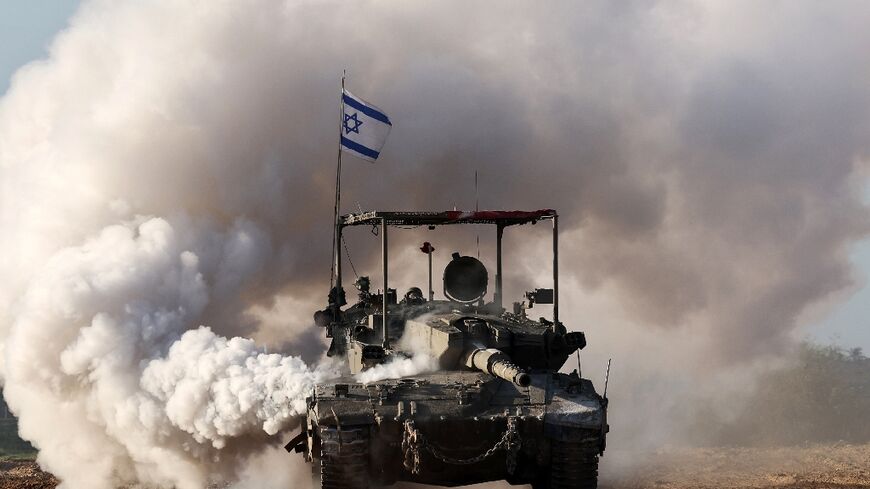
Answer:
[540, 439, 599, 489]
[318, 426, 371, 489]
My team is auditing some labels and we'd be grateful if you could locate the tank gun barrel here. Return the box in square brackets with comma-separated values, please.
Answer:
[463, 348, 531, 387]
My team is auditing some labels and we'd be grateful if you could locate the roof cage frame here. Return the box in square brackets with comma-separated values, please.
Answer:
[334, 210, 559, 347]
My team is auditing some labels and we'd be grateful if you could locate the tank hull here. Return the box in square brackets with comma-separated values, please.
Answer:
[303, 371, 607, 488]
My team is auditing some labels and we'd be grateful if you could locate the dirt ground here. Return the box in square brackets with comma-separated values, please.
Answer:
[0, 460, 57, 489]
[600, 443, 870, 489]
[0, 444, 868, 488]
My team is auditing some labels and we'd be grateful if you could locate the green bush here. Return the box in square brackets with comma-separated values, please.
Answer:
[0, 418, 35, 457]
[718, 343, 870, 445]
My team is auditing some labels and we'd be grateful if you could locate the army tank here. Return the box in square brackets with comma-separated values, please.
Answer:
[286, 210, 609, 489]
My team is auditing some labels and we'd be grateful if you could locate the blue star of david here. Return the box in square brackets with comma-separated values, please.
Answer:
[343, 112, 363, 134]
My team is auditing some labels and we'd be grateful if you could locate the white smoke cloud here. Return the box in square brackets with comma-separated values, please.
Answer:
[229, 443, 311, 489]
[355, 314, 441, 384]
[141, 327, 332, 447]
[356, 353, 438, 384]
[2, 215, 340, 488]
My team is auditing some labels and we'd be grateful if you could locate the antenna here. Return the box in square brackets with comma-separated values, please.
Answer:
[475, 170, 479, 211]
[603, 358, 612, 399]
[475, 170, 480, 258]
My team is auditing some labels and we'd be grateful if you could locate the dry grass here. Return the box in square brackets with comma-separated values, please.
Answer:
[601, 443, 870, 489]
[0, 460, 57, 489]
[0, 443, 868, 489]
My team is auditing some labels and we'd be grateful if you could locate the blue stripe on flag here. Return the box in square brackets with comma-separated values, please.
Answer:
[343, 94, 392, 125]
[341, 136, 380, 160]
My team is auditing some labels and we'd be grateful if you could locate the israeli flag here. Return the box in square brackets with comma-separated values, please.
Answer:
[340, 89, 392, 162]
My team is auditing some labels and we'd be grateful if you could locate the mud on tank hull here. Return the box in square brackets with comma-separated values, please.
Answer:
[300, 370, 608, 489]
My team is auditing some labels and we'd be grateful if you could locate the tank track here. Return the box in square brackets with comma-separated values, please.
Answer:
[544, 439, 599, 489]
[319, 426, 370, 489]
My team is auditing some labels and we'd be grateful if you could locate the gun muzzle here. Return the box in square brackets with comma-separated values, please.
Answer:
[463, 348, 531, 387]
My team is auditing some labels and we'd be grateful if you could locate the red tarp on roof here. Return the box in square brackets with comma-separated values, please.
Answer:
[442, 210, 556, 221]
[341, 209, 556, 226]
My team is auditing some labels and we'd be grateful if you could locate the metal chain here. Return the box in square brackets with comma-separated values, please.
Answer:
[402, 418, 520, 475]
[402, 419, 422, 474]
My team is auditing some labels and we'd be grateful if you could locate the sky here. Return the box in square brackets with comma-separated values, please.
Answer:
[811, 241, 870, 349]
[1, 0, 867, 352]
[0, 1, 80, 94]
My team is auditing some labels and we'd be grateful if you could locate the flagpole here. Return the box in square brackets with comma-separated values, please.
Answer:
[330, 71, 346, 299]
